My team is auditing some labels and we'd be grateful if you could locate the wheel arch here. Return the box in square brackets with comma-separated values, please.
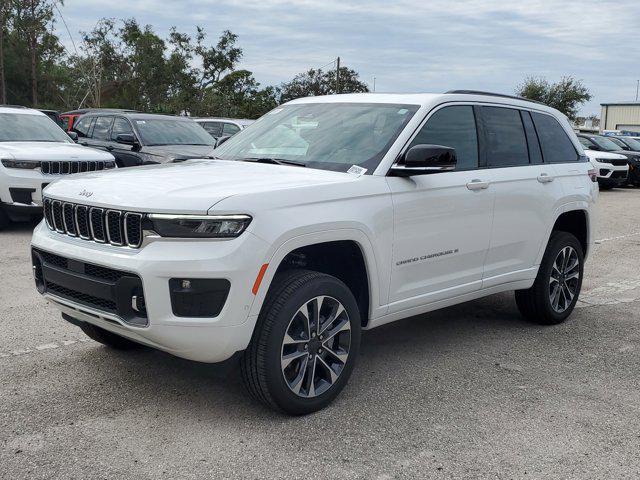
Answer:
[250, 229, 381, 327]
[537, 204, 591, 265]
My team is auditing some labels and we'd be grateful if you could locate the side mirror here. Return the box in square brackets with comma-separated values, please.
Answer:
[588, 144, 601, 151]
[215, 135, 231, 148]
[116, 133, 138, 146]
[67, 131, 78, 142]
[390, 144, 457, 177]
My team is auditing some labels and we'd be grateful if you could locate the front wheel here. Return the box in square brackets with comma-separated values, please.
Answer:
[241, 269, 361, 415]
[515, 231, 584, 325]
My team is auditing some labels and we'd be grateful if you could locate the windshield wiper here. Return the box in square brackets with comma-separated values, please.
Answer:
[239, 157, 306, 167]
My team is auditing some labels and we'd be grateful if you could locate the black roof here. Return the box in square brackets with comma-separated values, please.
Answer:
[83, 111, 191, 121]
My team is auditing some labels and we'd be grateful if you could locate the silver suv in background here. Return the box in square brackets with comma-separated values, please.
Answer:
[193, 117, 254, 140]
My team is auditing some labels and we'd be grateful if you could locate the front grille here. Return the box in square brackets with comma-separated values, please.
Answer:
[47, 282, 118, 312]
[609, 159, 628, 167]
[40, 160, 115, 175]
[43, 197, 143, 248]
[612, 170, 628, 179]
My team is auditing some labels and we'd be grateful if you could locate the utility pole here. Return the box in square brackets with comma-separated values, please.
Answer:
[373, 76, 376, 92]
[636, 80, 639, 102]
[335, 57, 340, 94]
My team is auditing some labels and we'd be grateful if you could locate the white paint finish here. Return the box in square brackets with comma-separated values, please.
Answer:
[386, 170, 493, 310]
[482, 165, 564, 284]
[32, 92, 597, 363]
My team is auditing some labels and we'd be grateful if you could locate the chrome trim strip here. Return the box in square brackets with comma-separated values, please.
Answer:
[105, 209, 124, 246]
[89, 207, 106, 243]
[75, 205, 91, 240]
[123, 212, 143, 248]
[147, 214, 252, 221]
[52, 200, 65, 233]
[62, 202, 77, 237]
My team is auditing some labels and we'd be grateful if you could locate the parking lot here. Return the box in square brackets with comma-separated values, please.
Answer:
[0, 188, 639, 479]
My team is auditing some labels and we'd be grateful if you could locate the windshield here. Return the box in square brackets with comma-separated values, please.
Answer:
[0, 113, 71, 143]
[133, 118, 215, 146]
[592, 136, 623, 151]
[620, 137, 640, 151]
[212, 103, 419, 173]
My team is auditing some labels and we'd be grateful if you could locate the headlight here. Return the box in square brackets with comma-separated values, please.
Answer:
[1, 159, 41, 169]
[148, 214, 252, 238]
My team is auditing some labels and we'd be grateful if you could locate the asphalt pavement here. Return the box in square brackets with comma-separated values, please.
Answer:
[1, 188, 639, 479]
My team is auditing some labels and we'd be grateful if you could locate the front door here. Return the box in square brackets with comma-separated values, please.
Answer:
[386, 104, 494, 312]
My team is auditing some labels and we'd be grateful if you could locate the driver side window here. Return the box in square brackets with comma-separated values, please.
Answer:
[409, 106, 479, 170]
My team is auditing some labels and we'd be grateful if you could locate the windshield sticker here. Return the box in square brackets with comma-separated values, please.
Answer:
[398, 108, 409, 115]
[136, 120, 146, 124]
[347, 165, 367, 176]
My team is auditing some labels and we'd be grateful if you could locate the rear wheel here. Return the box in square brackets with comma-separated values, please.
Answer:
[515, 231, 584, 325]
[79, 323, 142, 350]
[241, 269, 361, 415]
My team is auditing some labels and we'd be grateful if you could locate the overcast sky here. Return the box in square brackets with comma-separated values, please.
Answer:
[55, 0, 640, 116]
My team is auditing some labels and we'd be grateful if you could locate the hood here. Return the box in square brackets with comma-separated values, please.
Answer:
[583, 149, 627, 160]
[142, 144, 215, 162]
[0, 142, 114, 161]
[611, 149, 640, 161]
[43, 159, 357, 214]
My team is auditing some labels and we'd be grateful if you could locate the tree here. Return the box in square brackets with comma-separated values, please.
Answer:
[279, 65, 369, 103]
[516, 76, 592, 121]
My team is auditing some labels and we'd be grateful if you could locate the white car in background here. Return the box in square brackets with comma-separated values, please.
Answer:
[582, 149, 628, 189]
[193, 117, 254, 140]
[0, 106, 116, 229]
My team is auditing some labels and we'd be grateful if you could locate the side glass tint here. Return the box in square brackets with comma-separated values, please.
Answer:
[92, 116, 114, 141]
[531, 112, 579, 163]
[482, 106, 529, 167]
[521, 111, 543, 164]
[409, 105, 478, 170]
[72, 117, 92, 138]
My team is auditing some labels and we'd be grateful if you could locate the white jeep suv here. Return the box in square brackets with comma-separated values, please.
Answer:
[0, 106, 116, 228]
[31, 92, 597, 414]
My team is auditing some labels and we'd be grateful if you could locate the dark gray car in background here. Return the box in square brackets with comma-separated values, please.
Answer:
[71, 112, 216, 167]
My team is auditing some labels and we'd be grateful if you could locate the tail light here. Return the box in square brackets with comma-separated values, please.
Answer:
[588, 168, 597, 182]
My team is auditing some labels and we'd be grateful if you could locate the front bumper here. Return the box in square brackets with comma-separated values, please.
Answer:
[31, 222, 271, 362]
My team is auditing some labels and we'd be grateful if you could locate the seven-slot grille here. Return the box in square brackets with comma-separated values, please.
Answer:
[43, 198, 143, 248]
[40, 160, 115, 175]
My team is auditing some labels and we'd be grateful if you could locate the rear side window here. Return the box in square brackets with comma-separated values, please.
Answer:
[222, 122, 241, 136]
[521, 111, 543, 164]
[92, 116, 114, 141]
[72, 116, 93, 138]
[409, 105, 478, 170]
[531, 113, 579, 163]
[482, 106, 529, 167]
[201, 121, 223, 137]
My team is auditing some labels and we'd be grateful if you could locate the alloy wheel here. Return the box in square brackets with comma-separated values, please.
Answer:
[549, 246, 580, 313]
[280, 295, 351, 398]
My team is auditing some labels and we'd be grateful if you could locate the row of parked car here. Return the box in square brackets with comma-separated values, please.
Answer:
[577, 133, 640, 189]
[0, 105, 252, 229]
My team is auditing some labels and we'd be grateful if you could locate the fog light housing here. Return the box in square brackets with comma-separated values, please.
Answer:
[169, 278, 231, 317]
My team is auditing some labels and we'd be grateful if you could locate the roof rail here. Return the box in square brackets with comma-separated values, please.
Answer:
[0, 104, 29, 109]
[444, 90, 547, 106]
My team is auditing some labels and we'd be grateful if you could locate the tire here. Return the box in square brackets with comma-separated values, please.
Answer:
[241, 269, 361, 415]
[515, 231, 584, 325]
[0, 207, 10, 231]
[79, 322, 142, 350]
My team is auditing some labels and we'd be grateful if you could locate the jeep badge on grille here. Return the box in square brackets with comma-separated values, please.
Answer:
[79, 189, 93, 198]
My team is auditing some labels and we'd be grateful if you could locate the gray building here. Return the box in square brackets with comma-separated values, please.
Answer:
[600, 102, 640, 133]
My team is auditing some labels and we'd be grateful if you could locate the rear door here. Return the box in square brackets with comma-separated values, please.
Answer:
[481, 107, 566, 287]
[387, 104, 494, 311]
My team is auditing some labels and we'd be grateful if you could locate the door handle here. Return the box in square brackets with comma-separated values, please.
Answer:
[537, 173, 554, 183]
[466, 179, 490, 191]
